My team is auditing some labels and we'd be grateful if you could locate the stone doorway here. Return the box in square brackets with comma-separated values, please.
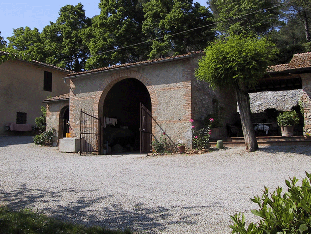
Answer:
[59, 105, 69, 138]
[101, 78, 151, 154]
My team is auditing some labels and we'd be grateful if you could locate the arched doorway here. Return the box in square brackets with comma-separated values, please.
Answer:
[102, 78, 151, 153]
[59, 105, 69, 138]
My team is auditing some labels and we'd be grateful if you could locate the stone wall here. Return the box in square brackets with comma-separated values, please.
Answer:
[45, 101, 69, 144]
[68, 58, 194, 149]
[249, 90, 303, 113]
[66, 55, 237, 151]
[301, 74, 311, 135]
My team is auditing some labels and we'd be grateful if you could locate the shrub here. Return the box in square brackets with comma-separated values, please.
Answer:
[35, 106, 47, 132]
[230, 172, 311, 233]
[152, 136, 168, 154]
[33, 129, 55, 146]
[277, 110, 299, 127]
[192, 127, 210, 150]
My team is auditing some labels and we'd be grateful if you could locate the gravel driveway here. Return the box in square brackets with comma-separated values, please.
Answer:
[1, 136, 311, 233]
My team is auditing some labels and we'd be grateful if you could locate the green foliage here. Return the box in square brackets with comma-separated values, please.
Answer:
[35, 106, 47, 132]
[208, 0, 282, 36]
[33, 129, 55, 146]
[196, 35, 278, 91]
[0, 31, 6, 49]
[41, 3, 91, 71]
[152, 135, 169, 154]
[0, 206, 130, 234]
[143, 0, 215, 58]
[192, 127, 210, 150]
[191, 119, 211, 150]
[230, 172, 311, 233]
[277, 110, 300, 126]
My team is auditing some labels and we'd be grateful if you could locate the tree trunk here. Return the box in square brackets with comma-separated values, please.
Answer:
[235, 88, 258, 152]
[302, 11, 311, 42]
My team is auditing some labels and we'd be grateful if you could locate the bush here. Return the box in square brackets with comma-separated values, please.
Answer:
[277, 110, 299, 127]
[230, 172, 311, 233]
[33, 129, 55, 146]
[152, 136, 168, 154]
[35, 106, 47, 133]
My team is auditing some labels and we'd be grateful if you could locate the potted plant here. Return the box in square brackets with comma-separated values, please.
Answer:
[177, 140, 186, 153]
[277, 110, 299, 137]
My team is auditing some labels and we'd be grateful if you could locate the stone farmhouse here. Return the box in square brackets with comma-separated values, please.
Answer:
[45, 52, 237, 153]
[44, 51, 311, 154]
[0, 52, 70, 136]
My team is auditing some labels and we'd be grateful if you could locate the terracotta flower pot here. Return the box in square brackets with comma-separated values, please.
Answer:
[281, 126, 294, 137]
[178, 145, 186, 153]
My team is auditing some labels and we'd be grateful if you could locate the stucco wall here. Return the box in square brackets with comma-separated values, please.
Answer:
[0, 60, 69, 135]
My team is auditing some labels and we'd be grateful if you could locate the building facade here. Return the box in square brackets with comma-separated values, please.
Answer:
[0, 57, 69, 136]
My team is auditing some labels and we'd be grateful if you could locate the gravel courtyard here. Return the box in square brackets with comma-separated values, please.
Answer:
[1, 136, 311, 233]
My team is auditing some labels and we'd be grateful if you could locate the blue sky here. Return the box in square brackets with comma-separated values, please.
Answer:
[0, 0, 208, 43]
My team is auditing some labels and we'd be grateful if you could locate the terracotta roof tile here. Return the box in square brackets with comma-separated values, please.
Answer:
[0, 50, 71, 73]
[67, 51, 204, 77]
[43, 93, 70, 103]
[269, 52, 311, 72]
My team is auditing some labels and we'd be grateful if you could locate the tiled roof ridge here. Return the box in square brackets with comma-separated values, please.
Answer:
[0, 50, 71, 73]
[43, 93, 70, 103]
[67, 51, 204, 77]
[269, 52, 311, 72]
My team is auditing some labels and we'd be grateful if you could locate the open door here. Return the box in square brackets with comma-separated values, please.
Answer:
[140, 103, 152, 153]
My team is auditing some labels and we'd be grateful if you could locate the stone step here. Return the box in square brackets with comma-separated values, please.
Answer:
[210, 136, 311, 148]
[230, 136, 306, 142]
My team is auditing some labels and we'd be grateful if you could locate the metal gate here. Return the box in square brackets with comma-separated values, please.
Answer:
[80, 110, 101, 155]
[140, 103, 152, 153]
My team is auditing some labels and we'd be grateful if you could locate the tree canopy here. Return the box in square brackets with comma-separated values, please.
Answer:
[2, 0, 310, 70]
[208, 0, 282, 36]
[0, 32, 6, 49]
[196, 35, 278, 151]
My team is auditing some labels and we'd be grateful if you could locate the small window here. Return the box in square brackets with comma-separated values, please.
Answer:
[16, 112, 27, 124]
[44, 71, 52, 92]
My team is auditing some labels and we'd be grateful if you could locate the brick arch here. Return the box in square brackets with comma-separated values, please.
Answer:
[95, 69, 158, 153]
[97, 69, 158, 118]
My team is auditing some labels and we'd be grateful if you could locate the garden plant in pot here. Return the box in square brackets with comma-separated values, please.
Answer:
[277, 110, 299, 137]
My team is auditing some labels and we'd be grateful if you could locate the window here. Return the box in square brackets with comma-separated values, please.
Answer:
[44, 71, 52, 92]
[16, 112, 27, 124]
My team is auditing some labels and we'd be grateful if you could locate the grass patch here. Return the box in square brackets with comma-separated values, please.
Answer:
[0, 206, 131, 234]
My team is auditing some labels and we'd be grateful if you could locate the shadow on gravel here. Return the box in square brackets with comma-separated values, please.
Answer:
[258, 145, 311, 156]
[0, 136, 33, 147]
[0, 184, 195, 233]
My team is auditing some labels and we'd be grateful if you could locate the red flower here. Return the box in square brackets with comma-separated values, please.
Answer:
[189, 119, 194, 123]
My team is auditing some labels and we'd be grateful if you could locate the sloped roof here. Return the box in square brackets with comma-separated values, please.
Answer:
[43, 93, 70, 103]
[269, 52, 311, 73]
[0, 51, 71, 73]
[66, 51, 204, 78]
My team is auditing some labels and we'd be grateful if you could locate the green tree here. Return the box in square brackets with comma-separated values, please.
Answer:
[143, 0, 215, 58]
[270, 17, 307, 63]
[284, 0, 311, 42]
[85, 0, 149, 69]
[196, 35, 278, 152]
[208, 0, 282, 36]
[6, 27, 45, 61]
[41, 3, 91, 71]
[0, 31, 6, 49]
